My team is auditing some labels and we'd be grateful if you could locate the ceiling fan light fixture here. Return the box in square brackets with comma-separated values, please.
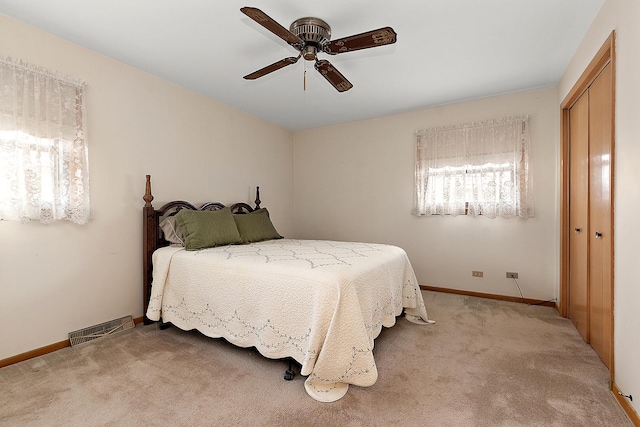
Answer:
[302, 45, 318, 61]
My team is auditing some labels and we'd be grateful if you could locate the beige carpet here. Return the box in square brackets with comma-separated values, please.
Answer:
[0, 291, 632, 427]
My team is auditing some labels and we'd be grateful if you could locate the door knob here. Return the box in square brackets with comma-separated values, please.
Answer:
[595, 231, 603, 238]
[574, 228, 581, 233]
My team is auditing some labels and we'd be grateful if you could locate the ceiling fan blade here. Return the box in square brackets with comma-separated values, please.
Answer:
[324, 27, 397, 54]
[243, 56, 300, 80]
[240, 7, 304, 48]
[314, 59, 353, 92]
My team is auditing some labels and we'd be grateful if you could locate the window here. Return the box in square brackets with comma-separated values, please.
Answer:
[414, 115, 533, 219]
[0, 55, 90, 224]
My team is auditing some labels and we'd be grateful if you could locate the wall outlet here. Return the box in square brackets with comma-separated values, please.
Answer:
[472, 271, 483, 277]
[506, 272, 519, 279]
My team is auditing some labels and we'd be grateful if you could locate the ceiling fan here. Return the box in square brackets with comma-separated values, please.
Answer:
[240, 7, 397, 92]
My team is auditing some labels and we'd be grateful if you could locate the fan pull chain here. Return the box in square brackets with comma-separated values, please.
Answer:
[304, 70, 307, 91]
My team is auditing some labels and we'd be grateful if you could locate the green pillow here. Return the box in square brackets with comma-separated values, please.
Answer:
[175, 207, 242, 250]
[233, 208, 283, 243]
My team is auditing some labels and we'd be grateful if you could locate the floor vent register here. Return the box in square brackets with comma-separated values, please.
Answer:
[68, 315, 135, 347]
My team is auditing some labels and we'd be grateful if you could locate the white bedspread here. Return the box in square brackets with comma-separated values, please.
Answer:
[146, 239, 431, 402]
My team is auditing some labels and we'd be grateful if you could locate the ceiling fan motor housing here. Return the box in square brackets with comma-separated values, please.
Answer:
[290, 17, 331, 60]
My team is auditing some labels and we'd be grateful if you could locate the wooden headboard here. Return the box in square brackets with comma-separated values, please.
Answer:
[142, 175, 261, 323]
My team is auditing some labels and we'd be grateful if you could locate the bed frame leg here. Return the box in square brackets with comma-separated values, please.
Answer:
[159, 321, 172, 330]
[284, 359, 296, 381]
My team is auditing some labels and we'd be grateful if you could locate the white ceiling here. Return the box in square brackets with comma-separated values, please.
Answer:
[0, 0, 604, 131]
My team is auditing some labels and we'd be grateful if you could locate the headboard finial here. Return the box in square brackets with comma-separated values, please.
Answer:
[255, 186, 261, 209]
[144, 175, 154, 207]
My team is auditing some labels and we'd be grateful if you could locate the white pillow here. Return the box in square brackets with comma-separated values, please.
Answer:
[159, 216, 184, 246]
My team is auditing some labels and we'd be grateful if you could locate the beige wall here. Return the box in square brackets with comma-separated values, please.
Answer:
[0, 14, 294, 360]
[4, 4, 638, 417]
[293, 87, 559, 302]
[557, 0, 640, 415]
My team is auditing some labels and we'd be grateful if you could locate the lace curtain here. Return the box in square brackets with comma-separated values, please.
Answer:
[414, 115, 533, 219]
[0, 55, 90, 224]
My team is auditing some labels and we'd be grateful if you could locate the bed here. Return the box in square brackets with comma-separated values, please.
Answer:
[142, 175, 432, 402]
